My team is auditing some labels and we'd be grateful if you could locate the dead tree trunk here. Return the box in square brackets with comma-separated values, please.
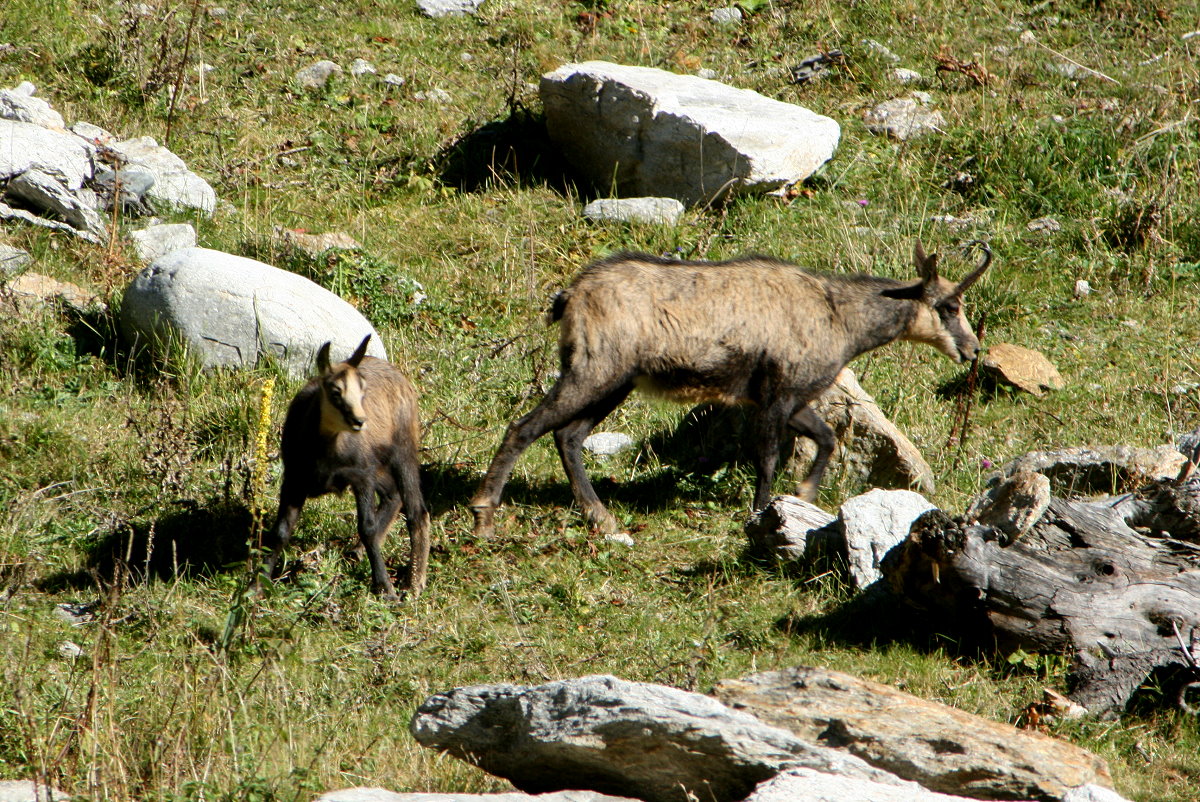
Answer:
[881, 471, 1200, 716]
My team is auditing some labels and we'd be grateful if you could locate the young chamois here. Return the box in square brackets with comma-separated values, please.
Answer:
[470, 241, 991, 537]
[263, 335, 430, 600]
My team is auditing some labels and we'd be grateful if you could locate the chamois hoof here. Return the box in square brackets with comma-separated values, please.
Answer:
[470, 504, 497, 539]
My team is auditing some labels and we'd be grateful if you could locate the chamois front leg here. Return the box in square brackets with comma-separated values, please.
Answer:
[750, 400, 796, 511]
[258, 480, 305, 590]
[354, 482, 398, 600]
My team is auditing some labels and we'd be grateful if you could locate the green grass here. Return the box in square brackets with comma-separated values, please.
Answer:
[3, 0, 1200, 799]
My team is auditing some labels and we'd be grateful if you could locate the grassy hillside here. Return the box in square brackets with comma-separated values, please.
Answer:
[2, 0, 1199, 800]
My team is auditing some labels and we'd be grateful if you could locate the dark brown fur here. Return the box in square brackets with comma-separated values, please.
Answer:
[469, 242, 990, 536]
[263, 336, 430, 600]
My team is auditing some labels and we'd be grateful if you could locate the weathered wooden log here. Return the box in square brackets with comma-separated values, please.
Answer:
[881, 471, 1200, 715]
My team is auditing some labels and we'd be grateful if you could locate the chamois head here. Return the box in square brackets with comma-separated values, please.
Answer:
[885, 240, 992, 363]
[316, 335, 372, 433]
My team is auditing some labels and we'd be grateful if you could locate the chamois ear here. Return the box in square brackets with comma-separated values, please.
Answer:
[347, 335, 371, 367]
[881, 281, 926, 301]
[316, 341, 333, 373]
[913, 240, 940, 283]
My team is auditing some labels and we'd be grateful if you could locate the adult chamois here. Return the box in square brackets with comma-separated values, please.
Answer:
[264, 335, 430, 600]
[470, 241, 991, 537]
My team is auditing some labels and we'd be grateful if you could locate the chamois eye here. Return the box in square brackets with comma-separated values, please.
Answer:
[940, 301, 961, 315]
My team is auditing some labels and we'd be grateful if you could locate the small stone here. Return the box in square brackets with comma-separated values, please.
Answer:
[383, 73, 406, 87]
[582, 431, 635, 456]
[965, 470, 1051, 540]
[53, 601, 98, 626]
[128, 222, 197, 262]
[58, 641, 84, 659]
[350, 59, 377, 77]
[889, 68, 924, 84]
[910, 90, 933, 104]
[274, 227, 362, 255]
[460, 52, 474, 62]
[0, 244, 31, 275]
[69, 120, 116, 144]
[604, 533, 636, 547]
[207, 6, 228, 17]
[4, 272, 106, 314]
[696, 68, 718, 80]
[710, 7, 743, 25]
[1027, 215, 1061, 233]
[0, 781, 72, 802]
[839, 489, 935, 588]
[295, 60, 342, 90]
[863, 39, 901, 63]
[417, 0, 485, 17]
[414, 88, 452, 103]
[582, 197, 685, 226]
[1073, 279, 1091, 298]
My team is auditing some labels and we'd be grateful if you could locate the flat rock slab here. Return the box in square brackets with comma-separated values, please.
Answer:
[582, 197, 684, 225]
[128, 222, 197, 262]
[120, 247, 385, 376]
[966, 470, 1052, 539]
[275, 227, 363, 255]
[714, 666, 1113, 801]
[997, 445, 1188, 497]
[316, 791, 639, 802]
[541, 61, 840, 205]
[4, 271, 105, 314]
[410, 674, 901, 802]
[582, 431, 635, 456]
[982, 342, 1064, 396]
[743, 768, 979, 802]
[0, 244, 32, 274]
[0, 82, 65, 129]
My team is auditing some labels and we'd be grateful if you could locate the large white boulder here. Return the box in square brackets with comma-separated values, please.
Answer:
[120, 247, 385, 376]
[0, 82, 66, 129]
[540, 61, 840, 205]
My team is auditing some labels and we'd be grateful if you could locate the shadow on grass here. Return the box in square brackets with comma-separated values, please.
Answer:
[38, 501, 254, 591]
[433, 104, 584, 196]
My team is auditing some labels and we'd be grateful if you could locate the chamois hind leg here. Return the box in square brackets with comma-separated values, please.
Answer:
[553, 382, 633, 534]
[391, 437, 431, 598]
[354, 482, 399, 600]
[790, 406, 835, 503]
[470, 376, 625, 538]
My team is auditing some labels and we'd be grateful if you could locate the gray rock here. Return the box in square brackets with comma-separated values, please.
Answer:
[94, 167, 156, 210]
[1061, 785, 1134, 802]
[0, 119, 96, 190]
[317, 792, 638, 802]
[6, 168, 107, 239]
[383, 74, 406, 88]
[4, 272, 105, 314]
[966, 470, 1052, 541]
[839, 489, 935, 588]
[274, 227, 362, 256]
[69, 120, 117, 145]
[0, 781, 71, 802]
[1073, 279, 1092, 298]
[715, 666, 1114, 801]
[889, 68, 924, 84]
[801, 368, 936, 494]
[106, 136, 217, 214]
[414, 88, 453, 103]
[863, 39, 901, 63]
[1028, 215, 1062, 233]
[995, 446, 1189, 497]
[863, 97, 945, 140]
[0, 200, 100, 242]
[582, 431, 635, 456]
[1178, 428, 1200, 462]
[417, 0, 485, 17]
[128, 222, 197, 262]
[743, 769, 979, 802]
[603, 533, 635, 547]
[710, 7, 743, 25]
[744, 496, 836, 562]
[0, 244, 31, 275]
[120, 247, 385, 376]
[53, 601, 98, 625]
[57, 640, 85, 659]
[0, 82, 65, 129]
[541, 61, 840, 206]
[350, 59, 378, 77]
[296, 60, 343, 89]
[410, 675, 903, 802]
[582, 197, 684, 225]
